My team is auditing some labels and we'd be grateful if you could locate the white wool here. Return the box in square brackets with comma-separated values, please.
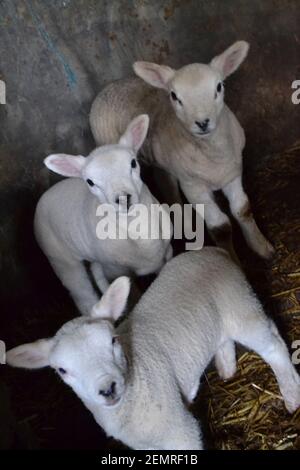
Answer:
[34, 115, 172, 315]
[7, 248, 300, 450]
[90, 41, 274, 261]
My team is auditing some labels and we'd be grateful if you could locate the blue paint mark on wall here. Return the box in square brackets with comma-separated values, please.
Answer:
[26, 2, 77, 88]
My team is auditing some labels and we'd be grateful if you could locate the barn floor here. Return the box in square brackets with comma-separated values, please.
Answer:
[0, 143, 299, 450]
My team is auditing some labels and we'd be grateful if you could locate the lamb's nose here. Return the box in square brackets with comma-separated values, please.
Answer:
[115, 194, 132, 210]
[99, 381, 116, 398]
[126, 194, 132, 210]
[196, 119, 209, 132]
[110, 381, 116, 395]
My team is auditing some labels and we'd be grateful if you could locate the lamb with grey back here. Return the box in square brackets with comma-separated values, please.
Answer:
[7, 248, 300, 449]
[34, 115, 172, 315]
[90, 41, 274, 262]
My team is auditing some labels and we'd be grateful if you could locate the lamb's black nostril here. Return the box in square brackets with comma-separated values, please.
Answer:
[196, 119, 210, 132]
[99, 381, 116, 398]
[110, 381, 116, 395]
[115, 195, 131, 208]
[126, 194, 132, 210]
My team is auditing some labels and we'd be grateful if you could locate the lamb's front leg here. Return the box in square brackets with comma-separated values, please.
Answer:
[180, 181, 239, 263]
[90, 262, 110, 293]
[223, 175, 274, 259]
[49, 257, 99, 315]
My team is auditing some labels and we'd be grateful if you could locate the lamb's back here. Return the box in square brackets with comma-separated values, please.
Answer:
[34, 178, 95, 259]
[90, 77, 162, 146]
[129, 248, 249, 365]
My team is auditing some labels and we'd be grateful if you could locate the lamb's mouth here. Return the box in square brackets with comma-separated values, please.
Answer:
[196, 130, 212, 137]
[104, 396, 122, 407]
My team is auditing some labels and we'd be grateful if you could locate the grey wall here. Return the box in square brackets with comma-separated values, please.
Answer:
[0, 0, 299, 304]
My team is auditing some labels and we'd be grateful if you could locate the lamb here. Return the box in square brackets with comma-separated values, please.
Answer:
[34, 114, 173, 315]
[90, 41, 274, 262]
[7, 247, 300, 450]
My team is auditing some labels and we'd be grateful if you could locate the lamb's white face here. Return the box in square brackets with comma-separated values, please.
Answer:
[50, 318, 127, 407]
[168, 64, 224, 137]
[133, 41, 249, 140]
[83, 146, 142, 212]
[6, 276, 131, 409]
[44, 114, 150, 213]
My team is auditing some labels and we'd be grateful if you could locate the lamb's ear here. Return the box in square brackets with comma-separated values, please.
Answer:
[133, 61, 175, 90]
[210, 41, 249, 79]
[6, 338, 54, 369]
[44, 154, 86, 177]
[91, 277, 130, 322]
[119, 114, 149, 153]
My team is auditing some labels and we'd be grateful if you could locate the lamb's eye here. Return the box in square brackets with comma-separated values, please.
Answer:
[216, 82, 223, 93]
[58, 367, 67, 375]
[170, 91, 182, 105]
[87, 178, 94, 187]
[112, 336, 118, 345]
[131, 159, 137, 169]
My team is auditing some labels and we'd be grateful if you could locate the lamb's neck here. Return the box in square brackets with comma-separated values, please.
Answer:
[136, 183, 153, 205]
[161, 103, 229, 153]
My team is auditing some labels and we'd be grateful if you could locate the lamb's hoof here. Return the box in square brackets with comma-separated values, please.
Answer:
[218, 367, 236, 382]
[257, 240, 275, 260]
[284, 387, 300, 414]
[217, 364, 236, 381]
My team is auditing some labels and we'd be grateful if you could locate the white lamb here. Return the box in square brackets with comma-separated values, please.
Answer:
[34, 114, 172, 315]
[90, 41, 274, 262]
[7, 248, 300, 450]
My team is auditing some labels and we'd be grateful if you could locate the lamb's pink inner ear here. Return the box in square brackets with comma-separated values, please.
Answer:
[130, 116, 149, 152]
[143, 66, 165, 88]
[211, 42, 249, 79]
[91, 276, 130, 321]
[119, 115, 149, 153]
[6, 338, 53, 369]
[223, 50, 242, 77]
[44, 154, 85, 177]
[133, 62, 175, 90]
